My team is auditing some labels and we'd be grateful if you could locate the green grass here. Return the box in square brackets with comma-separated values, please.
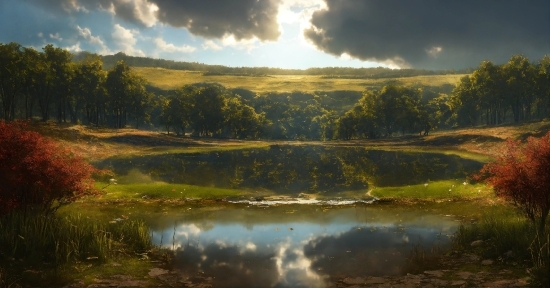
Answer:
[370, 179, 493, 201]
[0, 209, 153, 287]
[110, 143, 271, 159]
[453, 210, 550, 286]
[94, 181, 250, 202]
[367, 146, 491, 162]
[133, 67, 465, 92]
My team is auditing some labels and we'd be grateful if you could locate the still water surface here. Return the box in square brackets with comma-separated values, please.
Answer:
[148, 205, 459, 287]
[98, 145, 482, 195]
[96, 146, 479, 286]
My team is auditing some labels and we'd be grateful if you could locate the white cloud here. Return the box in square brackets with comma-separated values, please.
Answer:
[221, 35, 261, 52]
[278, 0, 327, 48]
[426, 46, 443, 58]
[245, 242, 257, 251]
[154, 37, 196, 53]
[61, 0, 89, 13]
[132, 0, 159, 27]
[111, 24, 144, 56]
[278, 0, 326, 25]
[49, 33, 63, 41]
[202, 39, 223, 51]
[76, 26, 112, 55]
[65, 42, 82, 53]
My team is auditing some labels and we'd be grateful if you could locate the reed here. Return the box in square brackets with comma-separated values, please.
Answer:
[0, 208, 152, 277]
[453, 211, 549, 286]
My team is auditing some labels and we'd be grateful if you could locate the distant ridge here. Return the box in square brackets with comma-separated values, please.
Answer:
[74, 51, 473, 79]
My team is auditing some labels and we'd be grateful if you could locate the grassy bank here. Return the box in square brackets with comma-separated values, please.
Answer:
[452, 210, 550, 286]
[370, 179, 494, 202]
[0, 209, 157, 287]
[94, 181, 250, 202]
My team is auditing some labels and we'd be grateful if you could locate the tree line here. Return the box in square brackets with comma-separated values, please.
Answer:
[2, 42, 549, 140]
[451, 55, 550, 126]
[96, 51, 470, 78]
[0, 43, 151, 128]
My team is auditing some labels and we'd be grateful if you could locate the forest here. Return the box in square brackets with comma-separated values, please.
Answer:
[1, 42, 549, 140]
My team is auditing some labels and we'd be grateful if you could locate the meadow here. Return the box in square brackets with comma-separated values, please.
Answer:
[132, 67, 466, 92]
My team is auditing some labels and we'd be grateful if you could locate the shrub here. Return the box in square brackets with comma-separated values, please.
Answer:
[476, 132, 550, 233]
[0, 121, 96, 214]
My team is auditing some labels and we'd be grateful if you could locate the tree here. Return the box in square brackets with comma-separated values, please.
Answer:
[72, 55, 106, 126]
[0, 42, 24, 121]
[476, 132, 550, 233]
[43, 44, 74, 123]
[0, 121, 96, 214]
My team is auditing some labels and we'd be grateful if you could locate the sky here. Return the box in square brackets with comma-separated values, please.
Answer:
[0, 0, 548, 70]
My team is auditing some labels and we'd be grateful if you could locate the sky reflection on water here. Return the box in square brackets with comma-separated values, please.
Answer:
[150, 206, 457, 287]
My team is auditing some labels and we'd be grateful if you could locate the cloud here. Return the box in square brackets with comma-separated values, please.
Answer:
[111, 23, 144, 56]
[76, 25, 112, 54]
[49, 33, 63, 41]
[304, 0, 550, 69]
[65, 42, 82, 52]
[154, 38, 196, 53]
[22, 0, 158, 27]
[23, 0, 281, 41]
[151, 0, 281, 41]
[202, 40, 223, 51]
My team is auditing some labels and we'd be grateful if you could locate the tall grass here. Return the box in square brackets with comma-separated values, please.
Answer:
[0, 209, 151, 268]
[453, 211, 549, 286]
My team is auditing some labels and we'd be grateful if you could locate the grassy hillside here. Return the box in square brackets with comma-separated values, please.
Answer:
[132, 67, 466, 93]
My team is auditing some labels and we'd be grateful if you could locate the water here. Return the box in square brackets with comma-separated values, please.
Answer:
[148, 205, 459, 287]
[94, 146, 479, 286]
[97, 145, 482, 195]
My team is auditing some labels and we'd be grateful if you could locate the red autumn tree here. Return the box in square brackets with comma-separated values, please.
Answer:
[0, 121, 96, 214]
[477, 132, 550, 233]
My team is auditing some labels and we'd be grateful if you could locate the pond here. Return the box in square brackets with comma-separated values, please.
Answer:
[97, 145, 483, 196]
[94, 145, 483, 286]
[144, 204, 460, 287]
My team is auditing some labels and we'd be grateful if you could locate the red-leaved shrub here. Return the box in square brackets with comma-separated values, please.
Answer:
[0, 121, 96, 214]
[476, 132, 550, 233]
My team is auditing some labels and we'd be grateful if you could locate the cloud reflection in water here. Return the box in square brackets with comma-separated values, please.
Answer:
[150, 207, 456, 287]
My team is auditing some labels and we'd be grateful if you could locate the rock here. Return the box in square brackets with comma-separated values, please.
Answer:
[341, 277, 366, 285]
[481, 259, 494, 266]
[470, 240, 484, 247]
[424, 270, 445, 277]
[451, 280, 467, 286]
[455, 271, 474, 279]
[148, 268, 169, 277]
[462, 253, 480, 262]
[503, 250, 514, 259]
[363, 277, 386, 285]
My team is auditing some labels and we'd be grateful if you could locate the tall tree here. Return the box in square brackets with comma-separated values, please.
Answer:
[105, 61, 148, 128]
[73, 55, 107, 126]
[0, 42, 24, 121]
[502, 55, 536, 122]
[43, 44, 74, 123]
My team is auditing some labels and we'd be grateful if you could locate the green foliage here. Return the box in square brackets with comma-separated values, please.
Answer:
[99, 51, 470, 77]
[451, 55, 550, 127]
[454, 211, 549, 287]
[2, 42, 550, 141]
[337, 85, 428, 139]
[0, 209, 152, 286]
[370, 180, 492, 200]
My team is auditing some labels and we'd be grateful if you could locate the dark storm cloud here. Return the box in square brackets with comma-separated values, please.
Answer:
[151, 0, 281, 41]
[21, 0, 281, 41]
[304, 0, 550, 69]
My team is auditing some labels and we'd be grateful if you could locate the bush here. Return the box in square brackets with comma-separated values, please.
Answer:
[0, 121, 96, 214]
[476, 132, 550, 233]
